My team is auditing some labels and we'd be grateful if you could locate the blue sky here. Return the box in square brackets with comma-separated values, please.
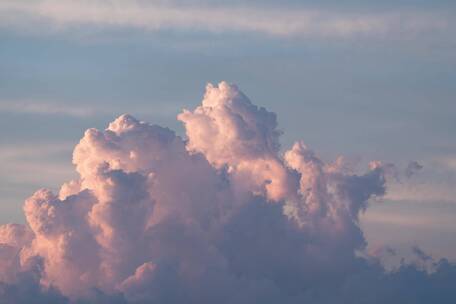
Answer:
[1, 0, 456, 259]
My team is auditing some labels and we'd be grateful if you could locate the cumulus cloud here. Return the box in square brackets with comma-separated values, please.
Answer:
[0, 81, 455, 303]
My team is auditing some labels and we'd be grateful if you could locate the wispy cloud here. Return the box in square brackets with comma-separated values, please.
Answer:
[363, 209, 456, 230]
[0, 0, 452, 38]
[384, 158, 456, 204]
[0, 142, 76, 185]
[0, 100, 97, 117]
[0, 142, 73, 159]
[0, 99, 184, 118]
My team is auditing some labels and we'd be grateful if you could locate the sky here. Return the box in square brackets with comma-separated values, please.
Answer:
[0, 0, 456, 302]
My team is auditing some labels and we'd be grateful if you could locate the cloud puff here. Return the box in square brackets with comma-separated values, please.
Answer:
[0, 82, 455, 303]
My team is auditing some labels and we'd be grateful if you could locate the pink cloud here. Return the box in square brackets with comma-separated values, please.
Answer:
[0, 82, 454, 303]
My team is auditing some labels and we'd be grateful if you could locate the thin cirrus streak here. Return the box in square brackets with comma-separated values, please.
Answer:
[0, 101, 96, 118]
[0, 0, 451, 38]
[0, 82, 455, 303]
[0, 100, 185, 119]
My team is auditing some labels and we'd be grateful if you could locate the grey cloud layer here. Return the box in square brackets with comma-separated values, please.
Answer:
[0, 82, 455, 303]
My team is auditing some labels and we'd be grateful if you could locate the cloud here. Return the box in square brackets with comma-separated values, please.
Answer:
[0, 142, 73, 160]
[0, 142, 75, 188]
[0, 99, 186, 120]
[384, 163, 456, 204]
[0, 101, 97, 118]
[0, 0, 452, 39]
[0, 81, 455, 303]
[362, 209, 456, 230]
[405, 161, 423, 178]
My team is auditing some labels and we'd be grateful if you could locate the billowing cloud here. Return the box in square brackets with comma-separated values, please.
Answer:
[0, 82, 455, 303]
